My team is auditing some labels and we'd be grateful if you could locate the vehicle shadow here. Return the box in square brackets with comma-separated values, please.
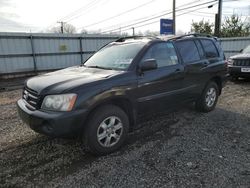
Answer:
[1, 105, 250, 187]
[230, 77, 250, 84]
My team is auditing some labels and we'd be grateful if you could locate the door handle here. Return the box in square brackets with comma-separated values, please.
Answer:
[175, 68, 181, 72]
[203, 62, 209, 66]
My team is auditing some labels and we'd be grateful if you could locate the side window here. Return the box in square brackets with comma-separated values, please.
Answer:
[200, 39, 219, 58]
[195, 40, 205, 58]
[175, 40, 200, 64]
[142, 42, 178, 68]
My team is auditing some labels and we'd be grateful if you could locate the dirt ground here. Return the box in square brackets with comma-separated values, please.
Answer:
[0, 80, 250, 188]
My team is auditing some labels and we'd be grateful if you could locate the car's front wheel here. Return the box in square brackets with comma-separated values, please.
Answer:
[195, 81, 219, 112]
[83, 105, 129, 155]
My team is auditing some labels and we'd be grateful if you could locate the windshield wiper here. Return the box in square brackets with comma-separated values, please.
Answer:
[85, 65, 114, 70]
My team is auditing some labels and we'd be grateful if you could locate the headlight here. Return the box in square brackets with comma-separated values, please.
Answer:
[41, 94, 77, 111]
[227, 58, 234, 66]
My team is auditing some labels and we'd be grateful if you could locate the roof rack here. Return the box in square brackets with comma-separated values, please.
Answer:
[115, 35, 157, 42]
[114, 33, 217, 43]
[171, 33, 217, 40]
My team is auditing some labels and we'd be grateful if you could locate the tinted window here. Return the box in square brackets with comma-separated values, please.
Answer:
[195, 40, 205, 58]
[175, 40, 200, 63]
[200, 39, 219, 58]
[142, 42, 178, 68]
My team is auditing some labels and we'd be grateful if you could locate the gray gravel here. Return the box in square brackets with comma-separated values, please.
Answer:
[0, 80, 250, 188]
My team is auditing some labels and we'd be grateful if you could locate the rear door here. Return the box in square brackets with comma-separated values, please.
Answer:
[136, 42, 185, 115]
[199, 38, 221, 64]
[174, 39, 209, 99]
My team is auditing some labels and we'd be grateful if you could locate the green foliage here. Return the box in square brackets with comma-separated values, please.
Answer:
[220, 14, 250, 37]
[191, 19, 214, 35]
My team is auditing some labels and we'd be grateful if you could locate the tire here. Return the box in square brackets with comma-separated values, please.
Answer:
[83, 105, 129, 156]
[195, 81, 219, 112]
[231, 76, 238, 81]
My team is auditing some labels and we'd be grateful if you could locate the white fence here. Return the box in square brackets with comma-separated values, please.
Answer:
[219, 37, 250, 58]
[0, 33, 249, 78]
[0, 32, 118, 77]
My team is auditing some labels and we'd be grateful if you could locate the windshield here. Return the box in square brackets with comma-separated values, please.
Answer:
[84, 42, 145, 70]
[243, 45, 250, 53]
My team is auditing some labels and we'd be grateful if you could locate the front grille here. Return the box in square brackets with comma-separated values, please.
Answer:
[233, 59, 250, 67]
[23, 87, 40, 110]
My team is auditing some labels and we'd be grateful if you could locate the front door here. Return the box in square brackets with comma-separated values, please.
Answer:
[136, 42, 185, 115]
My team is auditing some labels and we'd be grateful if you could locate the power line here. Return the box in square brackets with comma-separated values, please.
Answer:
[77, 0, 158, 30]
[116, 3, 217, 33]
[60, 0, 101, 21]
[77, 0, 207, 31]
[99, 9, 170, 32]
[63, 0, 108, 22]
[101, 0, 217, 33]
[100, 0, 218, 34]
[45, 0, 104, 30]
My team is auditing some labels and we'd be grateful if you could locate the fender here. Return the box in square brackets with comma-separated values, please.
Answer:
[79, 87, 138, 130]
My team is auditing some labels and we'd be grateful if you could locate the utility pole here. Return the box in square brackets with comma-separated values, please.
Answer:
[173, 0, 176, 35]
[215, 0, 223, 36]
[132, 27, 135, 36]
[57, 21, 65, 34]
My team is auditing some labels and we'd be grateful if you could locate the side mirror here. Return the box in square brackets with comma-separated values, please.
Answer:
[239, 49, 243, 53]
[140, 59, 157, 72]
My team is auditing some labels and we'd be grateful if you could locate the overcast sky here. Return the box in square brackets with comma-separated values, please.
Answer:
[0, 0, 249, 34]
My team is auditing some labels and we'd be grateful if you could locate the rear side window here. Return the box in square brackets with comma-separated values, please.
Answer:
[200, 39, 219, 58]
[175, 40, 200, 64]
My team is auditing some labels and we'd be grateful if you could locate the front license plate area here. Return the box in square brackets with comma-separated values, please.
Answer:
[241, 68, 250, 72]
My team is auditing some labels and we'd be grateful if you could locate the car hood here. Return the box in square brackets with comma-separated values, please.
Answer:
[230, 53, 250, 60]
[26, 66, 123, 94]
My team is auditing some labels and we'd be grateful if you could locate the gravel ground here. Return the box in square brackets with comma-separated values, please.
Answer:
[0, 80, 250, 188]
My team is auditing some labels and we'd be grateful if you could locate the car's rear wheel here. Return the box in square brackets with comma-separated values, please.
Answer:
[195, 81, 219, 112]
[83, 105, 129, 155]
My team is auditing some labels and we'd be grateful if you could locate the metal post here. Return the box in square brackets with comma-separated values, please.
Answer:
[79, 37, 83, 64]
[215, 0, 223, 36]
[215, 14, 219, 36]
[132, 27, 135, 36]
[218, 0, 223, 34]
[173, 0, 176, 35]
[30, 35, 37, 73]
[57, 21, 64, 34]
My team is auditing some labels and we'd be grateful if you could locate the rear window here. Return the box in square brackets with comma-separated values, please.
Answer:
[175, 40, 200, 63]
[200, 39, 219, 58]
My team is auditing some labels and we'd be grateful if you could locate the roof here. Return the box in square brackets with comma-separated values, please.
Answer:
[115, 33, 217, 43]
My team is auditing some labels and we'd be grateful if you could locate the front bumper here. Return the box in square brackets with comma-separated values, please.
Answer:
[228, 66, 250, 78]
[17, 99, 88, 137]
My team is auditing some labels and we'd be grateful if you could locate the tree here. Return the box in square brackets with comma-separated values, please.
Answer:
[220, 14, 250, 37]
[49, 23, 77, 34]
[81, 28, 88, 34]
[191, 19, 214, 35]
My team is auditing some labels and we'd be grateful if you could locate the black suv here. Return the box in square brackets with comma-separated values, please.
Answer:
[228, 44, 250, 79]
[17, 34, 227, 155]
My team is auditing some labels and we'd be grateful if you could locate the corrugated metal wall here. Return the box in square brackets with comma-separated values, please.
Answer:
[0, 33, 249, 76]
[0, 32, 118, 75]
[219, 37, 250, 58]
